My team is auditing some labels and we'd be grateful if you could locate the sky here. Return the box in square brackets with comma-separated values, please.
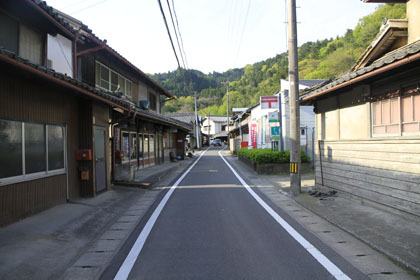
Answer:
[46, 0, 380, 75]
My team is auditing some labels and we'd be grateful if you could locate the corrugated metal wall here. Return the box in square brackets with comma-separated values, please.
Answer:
[0, 69, 81, 226]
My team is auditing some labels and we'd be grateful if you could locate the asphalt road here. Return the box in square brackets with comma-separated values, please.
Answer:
[104, 147, 367, 280]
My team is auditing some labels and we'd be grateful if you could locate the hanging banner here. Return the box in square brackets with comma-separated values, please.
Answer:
[249, 121, 257, 149]
[260, 96, 279, 109]
[268, 111, 279, 123]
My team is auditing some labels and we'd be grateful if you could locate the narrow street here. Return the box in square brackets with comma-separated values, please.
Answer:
[102, 147, 367, 280]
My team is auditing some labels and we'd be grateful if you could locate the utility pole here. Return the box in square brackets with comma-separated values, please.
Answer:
[208, 112, 210, 146]
[194, 91, 200, 149]
[225, 82, 230, 146]
[288, 0, 301, 196]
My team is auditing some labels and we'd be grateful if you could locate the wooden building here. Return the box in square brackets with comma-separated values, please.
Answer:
[0, 0, 190, 227]
[301, 0, 420, 217]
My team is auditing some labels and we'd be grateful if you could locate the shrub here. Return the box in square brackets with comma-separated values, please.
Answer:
[237, 148, 309, 164]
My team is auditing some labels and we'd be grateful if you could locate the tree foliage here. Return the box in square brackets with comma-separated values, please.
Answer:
[152, 4, 405, 115]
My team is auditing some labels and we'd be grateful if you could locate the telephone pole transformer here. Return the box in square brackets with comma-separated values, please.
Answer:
[288, 0, 301, 195]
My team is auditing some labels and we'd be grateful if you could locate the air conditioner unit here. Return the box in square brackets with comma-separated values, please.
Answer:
[138, 100, 150, 109]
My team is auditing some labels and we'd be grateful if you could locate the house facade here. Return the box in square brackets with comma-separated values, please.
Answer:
[229, 79, 325, 157]
[302, 0, 420, 217]
[201, 115, 228, 137]
[0, 0, 190, 227]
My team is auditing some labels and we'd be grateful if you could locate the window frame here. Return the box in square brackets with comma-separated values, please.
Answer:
[95, 61, 132, 98]
[0, 120, 66, 186]
[371, 94, 420, 137]
[120, 131, 138, 164]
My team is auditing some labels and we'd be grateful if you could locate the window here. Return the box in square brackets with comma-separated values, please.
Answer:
[372, 94, 420, 136]
[120, 131, 138, 163]
[48, 125, 65, 170]
[130, 133, 136, 160]
[0, 13, 44, 65]
[402, 95, 420, 133]
[47, 34, 73, 77]
[95, 61, 132, 97]
[0, 120, 22, 178]
[149, 135, 154, 158]
[0, 12, 18, 53]
[0, 119, 66, 183]
[19, 24, 44, 65]
[149, 92, 157, 111]
[143, 135, 149, 159]
[121, 132, 130, 162]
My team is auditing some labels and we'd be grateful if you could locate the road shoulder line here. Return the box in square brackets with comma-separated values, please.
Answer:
[218, 150, 350, 280]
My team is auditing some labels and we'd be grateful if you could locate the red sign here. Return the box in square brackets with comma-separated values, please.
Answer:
[260, 96, 279, 109]
[250, 123, 257, 148]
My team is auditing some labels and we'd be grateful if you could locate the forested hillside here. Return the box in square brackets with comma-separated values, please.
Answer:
[151, 4, 405, 116]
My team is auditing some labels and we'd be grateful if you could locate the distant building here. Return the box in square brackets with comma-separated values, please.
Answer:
[201, 115, 228, 137]
[164, 112, 202, 148]
[229, 80, 326, 157]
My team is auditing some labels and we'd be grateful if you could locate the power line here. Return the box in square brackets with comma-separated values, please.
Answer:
[157, 0, 181, 69]
[70, 0, 112, 14]
[171, 0, 189, 69]
[233, 0, 252, 67]
[165, 0, 186, 69]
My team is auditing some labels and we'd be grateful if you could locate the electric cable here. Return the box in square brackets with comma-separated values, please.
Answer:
[165, 0, 186, 69]
[171, 0, 189, 69]
[70, 0, 112, 14]
[157, 0, 181, 69]
[233, 0, 252, 67]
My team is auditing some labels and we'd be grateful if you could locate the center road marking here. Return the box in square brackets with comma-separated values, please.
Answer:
[218, 149, 351, 280]
[114, 147, 210, 280]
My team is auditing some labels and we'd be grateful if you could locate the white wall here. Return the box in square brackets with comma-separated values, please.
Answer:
[47, 34, 73, 77]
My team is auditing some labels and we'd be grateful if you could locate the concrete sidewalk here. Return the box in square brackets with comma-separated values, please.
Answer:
[224, 152, 420, 278]
[0, 156, 195, 280]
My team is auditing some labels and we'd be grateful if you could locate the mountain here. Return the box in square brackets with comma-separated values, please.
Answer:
[151, 3, 406, 116]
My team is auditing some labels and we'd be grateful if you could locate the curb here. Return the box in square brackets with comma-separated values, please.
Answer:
[61, 157, 197, 280]
[292, 197, 420, 275]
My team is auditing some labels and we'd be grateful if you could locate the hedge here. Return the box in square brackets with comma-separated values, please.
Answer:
[237, 148, 310, 164]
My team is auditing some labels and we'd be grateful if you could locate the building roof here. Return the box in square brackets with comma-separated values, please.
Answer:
[301, 39, 420, 103]
[164, 113, 199, 125]
[0, 48, 192, 131]
[0, 46, 129, 108]
[298, 79, 329, 87]
[352, 19, 408, 71]
[204, 115, 228, 122]
[30, 0, 174, 98]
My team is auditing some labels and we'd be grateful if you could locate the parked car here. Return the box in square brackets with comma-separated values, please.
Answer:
[213, 139, 222, 146]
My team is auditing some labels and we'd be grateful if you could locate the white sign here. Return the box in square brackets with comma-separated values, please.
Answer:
[268, 112, 279, 122]
[260, 96, 279, 109]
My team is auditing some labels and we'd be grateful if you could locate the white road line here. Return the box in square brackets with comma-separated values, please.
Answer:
[114, 148, 210, 280]
[218, 150, 351, 280]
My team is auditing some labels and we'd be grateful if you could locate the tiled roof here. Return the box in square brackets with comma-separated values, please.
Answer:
[31, 0, 174, 98]
[138, 110, 193, 131]
[0, 47, 129, 107]
[301, 40, 420, 101]
[164, 113, 198, 125]
[205, 115, 228, 122]
[0, 47, 192, 131]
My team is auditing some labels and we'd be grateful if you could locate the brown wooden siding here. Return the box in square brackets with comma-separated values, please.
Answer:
[0, 175, 66, 227]
[315, 139, 420, 217]
[78, 101, 94, 197]
[0, 67, 82, 225]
